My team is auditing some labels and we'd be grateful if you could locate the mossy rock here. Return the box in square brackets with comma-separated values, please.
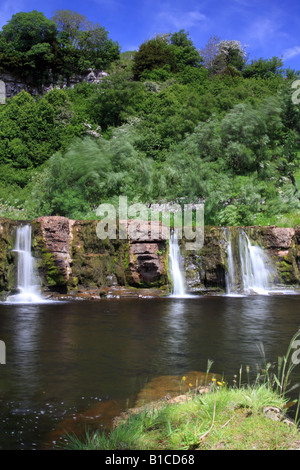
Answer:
[31, 221, 67, 287]
[182, 226, 227, 290]
[0, 218, 20, 294]
[70, 220, 131, 290]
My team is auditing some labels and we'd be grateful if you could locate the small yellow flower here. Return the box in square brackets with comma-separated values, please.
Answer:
[212, 378, 216, 382]
[189, 383, 192, 387]
[182, 376, 186, 381]
[217, 381, 223, 386]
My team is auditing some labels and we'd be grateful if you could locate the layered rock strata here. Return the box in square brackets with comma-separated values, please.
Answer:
[31, 217, 169, 296]
[0, 217, 299, 298]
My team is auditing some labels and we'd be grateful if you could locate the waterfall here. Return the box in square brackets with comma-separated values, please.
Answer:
[225, 228, 238, 295]
[169, 231, 188, 297]
[7, 224, 44, 303]
[225, 228, 274, 296]
[238, 230, 273, 295]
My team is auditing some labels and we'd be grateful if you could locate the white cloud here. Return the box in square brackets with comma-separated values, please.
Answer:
[283, 46, 300, 61]
[156, 7, 207, 30]
[246, 18, 277, 44]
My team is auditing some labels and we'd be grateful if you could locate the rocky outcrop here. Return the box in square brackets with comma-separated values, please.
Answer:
[32, 216, 74, 288]
[180, 225, 300, 293]
[0, 218, 299, 298]
[183, 227, 227, 293]
[0, 69, 108, 99]
[123, 220, 169, 287]
[30, 217, 169, 296]
[0, 218, 19, 293]
[244, 226, 300, 285]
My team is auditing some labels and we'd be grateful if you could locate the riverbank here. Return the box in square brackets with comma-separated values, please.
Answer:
[60, 382, 300, 450]
[60, 330, 300, 451]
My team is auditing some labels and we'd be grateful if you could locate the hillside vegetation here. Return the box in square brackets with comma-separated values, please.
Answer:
[0, 10, 300, 226]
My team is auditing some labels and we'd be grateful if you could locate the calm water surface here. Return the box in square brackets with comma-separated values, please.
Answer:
[0, 295, 300, 450]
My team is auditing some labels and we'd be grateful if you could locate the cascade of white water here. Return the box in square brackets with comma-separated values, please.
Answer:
[169, 231, 188, 297]
[7, 225, 44, 303]
[225, 228, 274, 296]
[238, 230, 272, 295]
[225, 228, 238, 295]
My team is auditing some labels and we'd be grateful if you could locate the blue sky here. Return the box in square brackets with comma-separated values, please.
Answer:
[1, 0, 300, 69]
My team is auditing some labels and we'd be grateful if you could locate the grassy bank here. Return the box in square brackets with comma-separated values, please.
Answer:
[60, 331, 300, 451]
[61, 384, 299, 451]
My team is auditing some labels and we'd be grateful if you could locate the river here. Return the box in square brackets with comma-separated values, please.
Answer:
[0, 294, 299, 449]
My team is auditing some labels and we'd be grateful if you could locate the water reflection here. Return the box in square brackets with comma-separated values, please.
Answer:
[162, 299, 189, 349]
[220, 296, 275, 371]
[12, 307, 42, 396]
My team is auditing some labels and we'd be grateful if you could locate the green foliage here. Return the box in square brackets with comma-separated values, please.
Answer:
[169, 30, 202, 70]
[0, 89, 84, 169]
[243, 57, 284, 79]
[25, 42, 55, 69]
[0, 9, 119, 83]
[220, 98, 283, 173]
[132, 36, 176, 80]
[52, 9, 91, 48]
[52, 8, 120, 70]
[132, 31, 201, 80]
[77, 27, 120, 70]
[0, 11, 58, 82]
[140, 64, 173, 82]
[28, 124, 155, 218]
[87, 70, 147, 130]
[1, 11, 57, 53]
[0, 36, 24, 70]
[0, 13, 299, 227]
[211, 40, 247, 76]
[133, 81, 212, 160]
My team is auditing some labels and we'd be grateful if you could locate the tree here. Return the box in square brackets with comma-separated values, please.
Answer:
[0, 89, 83, 169]
[87, 70, 146, 130]
[0, 11, 58, 80]
[220, 98, 283, 173]
[212, 40, 247, 75]
[77, 26, 120, 70]
[0, 36, 24, 71]
[33, 125, 155, 217]
[243, 57, 284, 79]
[1, 11, 57, 52]
[25, 43, 55, 72]
[52, 9, 91, 48]
[52, 9, 120, 73]
[169, 30, 202, 70]
[132, 36, 176, 80]
[133, 31, 202, 80]
[199, 35, 220, 71]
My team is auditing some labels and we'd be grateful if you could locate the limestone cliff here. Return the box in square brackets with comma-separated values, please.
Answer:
[0, 69, 108, 99]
